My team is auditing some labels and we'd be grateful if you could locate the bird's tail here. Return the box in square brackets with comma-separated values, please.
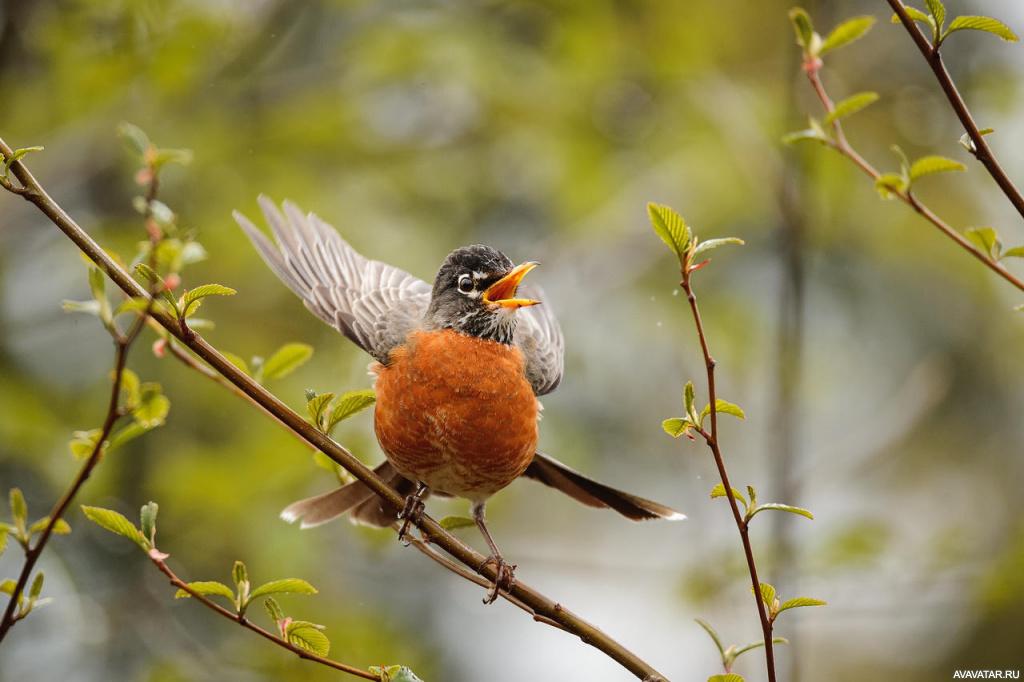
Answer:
[281, 460, 417, 528]
[522, 450, 685, 521]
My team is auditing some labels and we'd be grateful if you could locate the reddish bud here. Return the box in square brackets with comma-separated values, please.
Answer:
[164, 273, 181, 290]
[135, 168, 154, 186]
[688, 259, 711, 273]
[145, 219, 162, 242]
[153, 339, 167, 358]
[802, 57, 823, 73]
[148, 547, 170, 561]
[278, 616, 291, 638]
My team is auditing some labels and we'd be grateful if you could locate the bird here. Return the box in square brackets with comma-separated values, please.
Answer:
[234, 196, 684, 603]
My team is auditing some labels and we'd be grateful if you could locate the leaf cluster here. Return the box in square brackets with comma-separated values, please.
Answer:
[223, 342, 314, 384]
[751, 582, 826, 625]
[696, 618, 788, 681]
[893, 1, 1018, 48]
[662, 381, 745, 441]
[0, 490, 69, 622]
[306, 388, 376, 438]
[647, 203, 743, 278]
[709, 483, 813, 525]
[67, 367, 170, 459]
[788, 9, 875, 64]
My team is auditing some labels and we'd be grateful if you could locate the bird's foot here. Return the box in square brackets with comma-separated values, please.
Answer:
[478, 554, 516, 604]
[397, 493, 426, 545]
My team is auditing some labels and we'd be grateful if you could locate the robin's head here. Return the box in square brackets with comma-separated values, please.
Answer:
[425, 245, 540, 344]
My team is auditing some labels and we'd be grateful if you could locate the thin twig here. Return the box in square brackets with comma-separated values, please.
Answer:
[0, 305, 150, 642]
[887, 0, 1024, 220]
[679, 267, 776, 682]
[148, 554, 379, 680]
[0, 135, 670, 682]
[802, 64, 1024, 294]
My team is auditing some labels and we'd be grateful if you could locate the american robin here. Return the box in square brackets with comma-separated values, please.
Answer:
[235, 196, 684, 603]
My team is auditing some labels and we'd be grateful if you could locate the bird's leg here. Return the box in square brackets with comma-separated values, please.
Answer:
[397, 482, 429, 545]
[471, 501, 515, 604]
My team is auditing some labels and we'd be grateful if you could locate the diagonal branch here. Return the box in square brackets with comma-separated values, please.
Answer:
[0, 135, 670, 682]
[887, 0, 1024, 220]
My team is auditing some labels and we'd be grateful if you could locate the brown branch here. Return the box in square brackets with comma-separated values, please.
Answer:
[679, 266, 776, 682]
[887, 0, 1024, 221]
[0, 302, 150, 642]
[149, 554, 379, 680]
[0, 135, 670, 682]
[802, 63, 1024, 295]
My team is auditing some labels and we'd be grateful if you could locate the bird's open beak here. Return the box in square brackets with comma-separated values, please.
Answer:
[483, 261, 541, 308]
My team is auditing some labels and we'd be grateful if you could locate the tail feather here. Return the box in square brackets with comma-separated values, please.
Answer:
[282, 461, 398, 528]
[522, 451, 685, 522]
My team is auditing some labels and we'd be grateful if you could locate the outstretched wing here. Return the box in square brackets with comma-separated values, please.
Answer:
[515, 285, 564, 396]
[234, 196, 431, 363]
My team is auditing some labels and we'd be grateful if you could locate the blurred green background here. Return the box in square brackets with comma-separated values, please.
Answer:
[3, 1, 1024, 680]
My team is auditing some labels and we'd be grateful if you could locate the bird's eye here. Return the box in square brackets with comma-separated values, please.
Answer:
[457, 275, 475, 294]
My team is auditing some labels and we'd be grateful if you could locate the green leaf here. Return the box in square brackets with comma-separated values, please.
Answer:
[753, 582, 776, 609]
[370, 665, 425, 682]
[180, 241, 208, 265]
[820, 16, 876, 55]
[61, 299, 103, 316]
[10, 488, 27, 526]
[708, 675, 744, 682]
[647, 203, 692, 259]
[106, 422, 150, 453]
[69, 429, 105, 460]
[959, 127, 995, 152]
[824, 92, 879, 124]
[249, 578, 318, 602]
[892, 7, 933, 25]
[909, 156, 966, 182]
[0, 527, 9, 555]
[132, 384, 170, 428]
[944, 15, 1018, 43]
[700, 399, 746, 423]
[28, 517, 71, 536]
[174, 581, 237, 603]
[966, 227, 1001, 259]
[29, 571, 43, 600]
[81, 506, 146, 549]
[118, 122, 152, 158]
[88, 268, 112, 325]
[788, 7, 815, 51]
[0, 579, 15, 594]
[732, 638, 789, 659]
[439, 516, 477, 531]
[221, 351, 252, 376]
[306, 392, 335, 428]
[140, 502, 158, 545]
[263, 343, 314, 380]
[662, 417, 694, 438]
[152, 147, 194, 169]
[694, 618, 726, 657]
[120, 368, 141, 407]
[684, 381, 698, 423]
[874, 173, 907, 199]
[286, 623, 330, 657]
[180, 284, 236, 318]
[692, 238, 745, 260]
[264, 596, 285, 624]
[710, 483, 747, 505]
[1000, 246, 1024, 259]
[325, 390, 376, 434]
[2, 146, 44, 178]
[923, 0, 945, 30]
[749, 503, 815, 520]
[782, 127, 828, 145]
[777, 596, 827, 613]
[233, 561, 249, 591]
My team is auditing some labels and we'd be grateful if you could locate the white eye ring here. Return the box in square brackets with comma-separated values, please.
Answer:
[457, 274, 475, 294]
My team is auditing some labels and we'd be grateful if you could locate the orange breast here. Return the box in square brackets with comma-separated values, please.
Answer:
[372, 329, 539, 502]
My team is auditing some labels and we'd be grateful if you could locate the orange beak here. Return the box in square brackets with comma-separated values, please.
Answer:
[482, 261, 541, 308]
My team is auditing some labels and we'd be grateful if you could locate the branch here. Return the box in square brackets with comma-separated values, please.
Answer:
[887, 0, 1024, 220]
[148, 553, 378, 680]
[679, 267, 777, 682]
[802, 64, 1024, 295]
[0, 135, 670, 681]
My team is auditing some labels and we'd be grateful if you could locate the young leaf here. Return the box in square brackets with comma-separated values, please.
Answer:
[29, 571, 44, 600]
[708, 675, 744, 682]
[782, 127, 827, 145]
[662, 417, 694, 438]
[923, 0, 945, 30]
[27, 517, 71, 536]
[81, 506, 146, 549]
[132, 385, 171, 428]
[233, 561, 249, 591]
[874, 173, 907, 199]
[106, 422, 150, 453]
[286, 623, 330, 657]
[264, 596, 286, 624]
[694, 618, 726, 657]
[174, 581, 237, 603]
[753, 582, 776, 609]
[788, 8, 815, 51]
[710, 483, 747, 505]
[326, 390, 376, 434]
[824, 92, 879, 124]
[692, 237, 744, 260]
[684, 381, 698, 423]
[306, 392, 335, 428]
[1000, 246, 1024, 260]
[10, 488, 27, 527]
[909, 156, 966, 182]
[959, 127, 996, 153]
[944, 15, 1019, 43]
[118, 122, 152, 158]
[777, 596, 827, 613]
[140, 502, 158, 545]
[2, 146, 44, 178]
[820, 16, 876, 55]
[700, 399, 746, 422]
[221, 351, 252, 377]
[892, 7, 932, 25]
[180, 284, 236, 318]
[249, 578, 318, 602]
[647, 203, 692, 259]
[966, 227, 1001, 259]
[88, 268, 112, 325]
[439, 516, 477, 531]
[748, 503, 815, 520]
[732, 638, 790, 659]
[69, 429, 105, 460]
[263, 343, 314, 380]
[0, 527, 9, 555]
[0, 579, 16, 594]
[152, 147, 194, 169]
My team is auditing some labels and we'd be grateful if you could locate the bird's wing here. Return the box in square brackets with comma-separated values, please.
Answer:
[234, 196, 431, 363]
[514, 285, 564, 396]
[522, 451, 685, 521]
